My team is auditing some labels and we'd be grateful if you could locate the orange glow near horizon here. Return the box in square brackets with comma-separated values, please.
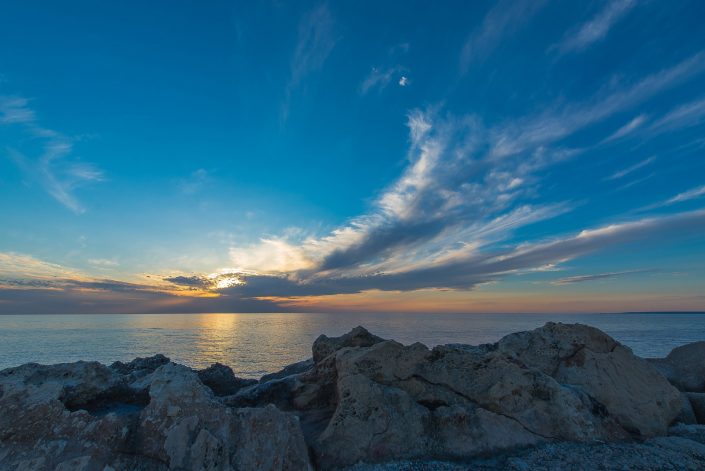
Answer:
[266, 289, 705, 314]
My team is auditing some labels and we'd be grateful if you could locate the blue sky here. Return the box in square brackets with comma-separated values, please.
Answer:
[1, 0, 704, 313]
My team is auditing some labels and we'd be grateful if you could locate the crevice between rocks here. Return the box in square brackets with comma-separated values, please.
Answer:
[61, 384, 150, 417]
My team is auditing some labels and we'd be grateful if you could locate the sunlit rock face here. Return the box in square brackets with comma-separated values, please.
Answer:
[300, 323, 680, 468]
[0, 323, 697, 470]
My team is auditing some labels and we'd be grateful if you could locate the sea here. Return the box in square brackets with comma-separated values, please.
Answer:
[1, 312, 704, 378]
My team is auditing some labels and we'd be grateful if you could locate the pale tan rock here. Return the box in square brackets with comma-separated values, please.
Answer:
[312, 325, 637, 467]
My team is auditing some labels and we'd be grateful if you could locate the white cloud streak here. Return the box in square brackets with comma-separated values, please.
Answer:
[665, 185, 705, 205]
[649, 96, 705, 133]
[606, 156, 656, 181]
[603, 114, 648, 142]
[490, 51, 705, 159]
[554, 0, 636, 54]
[552, 269, 650, 285]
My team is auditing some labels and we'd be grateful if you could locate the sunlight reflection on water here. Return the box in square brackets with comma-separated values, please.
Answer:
[1, 312, 704, 378]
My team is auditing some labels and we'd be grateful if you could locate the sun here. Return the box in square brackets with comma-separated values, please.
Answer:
[214, 275, 244, 289]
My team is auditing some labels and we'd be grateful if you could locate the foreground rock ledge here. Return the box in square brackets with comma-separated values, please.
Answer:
[1, 323, 704, 470]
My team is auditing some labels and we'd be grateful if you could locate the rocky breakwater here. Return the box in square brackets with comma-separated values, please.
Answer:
[0, 323, 704, 470]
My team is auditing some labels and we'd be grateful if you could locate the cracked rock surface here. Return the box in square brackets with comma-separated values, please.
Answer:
[0, 322, 702, 470]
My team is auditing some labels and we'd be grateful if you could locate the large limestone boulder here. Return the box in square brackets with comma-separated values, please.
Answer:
[496, 322, 682, 437]
[311, 335, 622, 468]
[302, 323, 682, 468]
[0, 358, 312, 471]
[649, 341, 705, 392]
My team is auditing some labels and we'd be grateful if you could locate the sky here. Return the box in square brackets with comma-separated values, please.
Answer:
[1, 0, 705, 314]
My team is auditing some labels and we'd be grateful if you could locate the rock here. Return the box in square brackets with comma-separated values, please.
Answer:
[312, 326, 385, 364]
[677, 393, 699, 425]
[261, 358, 314, 383]
[231, 405, 312, 471]
[197, 362, 257, 396]
[0, 359, 312, 470]
[670, 423, 705, 445]
[0, 323, 698, 470]
[312, 333, 630, 468]
[308, 323, 686, 467]
[110, 354, 170, 375]
[496, 322, 681, 437]
[649, 341, 705, 392]
[687, 392, 705, 424]
[225, 374, 302, 409]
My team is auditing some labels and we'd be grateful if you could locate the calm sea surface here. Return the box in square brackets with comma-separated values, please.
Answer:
[1, 312, 704, 378]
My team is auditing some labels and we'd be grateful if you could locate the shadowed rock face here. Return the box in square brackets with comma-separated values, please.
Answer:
[648, 341, 705, 429]
[649, 341, 705, 393]
[110, 353, 170, 375]
[312, 325, 385, 363]
[197, 362, 257, 396]
[0, 323, 698, 470]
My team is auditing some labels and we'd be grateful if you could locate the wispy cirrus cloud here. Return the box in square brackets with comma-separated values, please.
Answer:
[281, 4, 338, 122]
[599, 97, 705, 146]
[649, 96, 705, 133]
[552, 269, 651, 285]
[489, 51, 705, 159]
[360, 66, 407, 95]
[0, 95, 104, 213]
[663, 185, 705, 206]
[605, 156, 656, 181]
[553, 0, 636, 55]
[0, 96, 36, 124]
[460, 0, 547, 74]
[220, 51, 705, 293]
[603, 114, 648, 142]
